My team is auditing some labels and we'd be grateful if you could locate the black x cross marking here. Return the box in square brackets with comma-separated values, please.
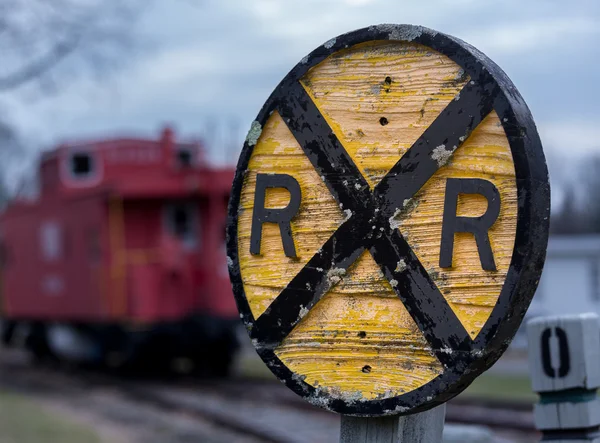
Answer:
[250, 75, 500, 370]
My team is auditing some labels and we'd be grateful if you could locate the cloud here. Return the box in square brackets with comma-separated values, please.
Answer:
[539, 121, 600, 154]
[3, 0, 599, 173]
[463, 17, 600, 54]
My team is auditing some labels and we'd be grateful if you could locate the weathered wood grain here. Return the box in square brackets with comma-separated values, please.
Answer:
[396, 111, 517, 339]
[339, 404, 445, 443]
[237, 112, 345, 318]
[275, 251, 442, 400]
[302, 40, 468, 189]
[237, 39, 517, 401]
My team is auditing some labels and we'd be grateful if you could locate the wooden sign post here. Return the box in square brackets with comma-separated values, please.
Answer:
[227, 23, 550, 441]
[527, 314, 600, 442]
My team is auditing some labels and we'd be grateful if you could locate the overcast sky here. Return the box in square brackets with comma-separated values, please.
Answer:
[5, 0, 600, 202]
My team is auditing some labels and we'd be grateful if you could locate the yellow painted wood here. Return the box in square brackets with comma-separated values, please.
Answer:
[302, 40, 469, 189]
[275, 250, 443, 400]
[237, 111, 345, 318]
[394, 111, 517, 339]
[236, 39, 517, 399]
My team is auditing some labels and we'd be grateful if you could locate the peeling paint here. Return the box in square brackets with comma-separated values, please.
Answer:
[226, 256, 234, 268]
[395, 259, 407, 273]
[313, 386, 366, 405]
[306, 393, 331, 409]
[376, 24, 426, 42]
[327, 267, 347, 285]
[389, 207, 402, 230]
[390, 279, 398, 288]
[300, 55, 309, 64]
[245, 121, 262, 146]
[431, 144, 456, 167]
[298, 305, 309, 318]
[343, 209, 353, 223]
[324, 37, 336, 49]
[292, 373, 307, 383]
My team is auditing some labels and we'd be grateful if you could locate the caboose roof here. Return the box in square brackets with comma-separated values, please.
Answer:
[6, 127, 234, 213]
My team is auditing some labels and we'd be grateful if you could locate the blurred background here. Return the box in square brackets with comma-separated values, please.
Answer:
[0, 1, 598, 442]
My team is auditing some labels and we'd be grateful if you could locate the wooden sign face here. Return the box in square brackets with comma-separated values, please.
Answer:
[227, 24, 550, 416]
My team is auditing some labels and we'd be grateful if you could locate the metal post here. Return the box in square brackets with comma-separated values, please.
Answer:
[340, 404, 446, 443]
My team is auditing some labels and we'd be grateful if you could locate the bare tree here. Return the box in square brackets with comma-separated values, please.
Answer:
[0, 0, 150, 204]
[550, 184, 579, 234]
[0, 120, 27, 206]
[550, 154, 600, 235]
[0, 0, 148, 95]
[576, 155, 600, 233]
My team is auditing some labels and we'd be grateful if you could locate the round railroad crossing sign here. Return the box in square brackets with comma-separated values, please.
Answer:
[226, 24, 550, 416]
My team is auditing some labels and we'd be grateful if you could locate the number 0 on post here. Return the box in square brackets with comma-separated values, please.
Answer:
[226, 24, 550, 416]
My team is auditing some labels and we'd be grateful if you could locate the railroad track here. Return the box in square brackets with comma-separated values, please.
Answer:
[121, 383, 326, 443]
[0, 348, 537, 442]
[180, 376, 536, 433]
[447, 398, 534, 432]
[0, 349, 337, 443]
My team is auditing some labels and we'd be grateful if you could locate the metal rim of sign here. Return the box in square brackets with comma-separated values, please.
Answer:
[226, 24, 550, 416]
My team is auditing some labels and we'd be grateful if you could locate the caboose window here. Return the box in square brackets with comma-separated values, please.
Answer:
[164, 203, 198, 249]
[70, 152, 94, 177]
[40, 221, 62, 261]
[176, 145, 198, 169]
[173, 206, 190, 237]
[177, 149, 193, 168]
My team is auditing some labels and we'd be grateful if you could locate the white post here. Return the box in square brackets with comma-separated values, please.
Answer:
[340, 405, 446, 443]
[527, 313, 600, 442]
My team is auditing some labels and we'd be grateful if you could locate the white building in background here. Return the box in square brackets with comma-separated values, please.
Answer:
[533, 235, 600, 316]
[511, 235, 600, 348]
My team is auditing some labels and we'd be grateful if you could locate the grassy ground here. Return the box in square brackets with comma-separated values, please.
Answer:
[0, 390, 102, 443]
[460, 373, 536, 403]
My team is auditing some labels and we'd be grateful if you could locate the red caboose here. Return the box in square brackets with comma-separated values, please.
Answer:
[0, 127, 239, 375]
